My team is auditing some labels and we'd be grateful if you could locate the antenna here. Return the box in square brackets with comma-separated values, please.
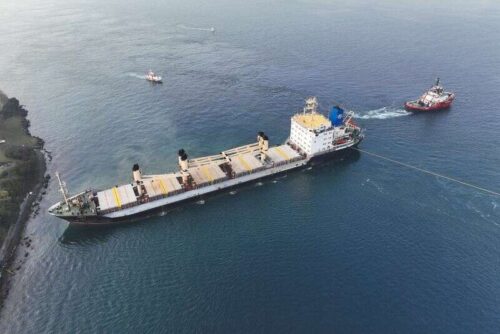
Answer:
[303, 97, 319, 113]
[55, 171, 69, 206]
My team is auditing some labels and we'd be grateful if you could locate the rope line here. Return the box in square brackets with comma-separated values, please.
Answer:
[351, 147, 500, 197]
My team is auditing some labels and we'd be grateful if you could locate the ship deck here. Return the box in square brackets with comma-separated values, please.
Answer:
[90, 142, 304, 215]
[292, 112, 331, 129]
[49, 134, 363, 222]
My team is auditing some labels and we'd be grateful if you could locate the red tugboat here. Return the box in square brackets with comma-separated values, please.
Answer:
[405, 78, 455, 112]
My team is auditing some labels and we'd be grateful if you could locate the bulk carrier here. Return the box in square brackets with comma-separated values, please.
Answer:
[49, 98, 363, 225]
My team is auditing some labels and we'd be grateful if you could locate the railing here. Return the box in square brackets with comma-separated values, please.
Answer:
[98, 154, 306, 215]
[98, 187, 187, 215]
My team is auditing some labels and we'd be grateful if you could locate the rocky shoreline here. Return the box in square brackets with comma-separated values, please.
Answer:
[0, 90, 48, 308]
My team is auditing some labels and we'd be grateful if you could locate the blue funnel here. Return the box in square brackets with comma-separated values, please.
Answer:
[330, 106, 344, 126]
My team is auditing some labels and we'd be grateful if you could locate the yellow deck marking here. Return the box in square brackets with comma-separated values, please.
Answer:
[201, 166, 214, 182]
[158, 179, 169, 195]
[112, 187, 122, 208]
[294, 113, 330, 129]
[275, 147, 290, 161]
[238, 155, 251, 172]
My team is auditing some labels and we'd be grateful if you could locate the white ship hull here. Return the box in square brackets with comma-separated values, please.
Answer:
[54, 140, 360, 226]
[106, 158, 306, 220]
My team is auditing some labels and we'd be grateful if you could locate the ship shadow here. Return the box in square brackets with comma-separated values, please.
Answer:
[59, 225, 117, 245]
[58, 217, 155, 245]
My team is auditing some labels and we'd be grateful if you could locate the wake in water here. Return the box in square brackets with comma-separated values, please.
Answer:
[354, 107, 410, 120]
[126, 72, 147, 80]
[177, 24, 215, 33]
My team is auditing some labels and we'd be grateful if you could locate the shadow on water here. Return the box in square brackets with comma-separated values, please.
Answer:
[59, 225, 117, 246]
[58, 217, 156, 246]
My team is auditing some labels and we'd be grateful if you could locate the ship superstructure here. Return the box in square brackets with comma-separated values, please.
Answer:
[49, 98, 363, 225]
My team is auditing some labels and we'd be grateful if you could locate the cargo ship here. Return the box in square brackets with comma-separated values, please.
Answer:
[49, 97, 363, 226]
[404, 78, 455, 111]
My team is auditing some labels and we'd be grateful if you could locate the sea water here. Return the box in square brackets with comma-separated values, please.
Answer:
[0, 0, 500, 332]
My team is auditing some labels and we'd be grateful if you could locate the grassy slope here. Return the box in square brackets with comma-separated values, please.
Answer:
[0, 117, 39, 163]
[0, 92, 44, 242]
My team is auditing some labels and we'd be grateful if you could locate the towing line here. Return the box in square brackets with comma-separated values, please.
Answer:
[351, 147, 500, 197]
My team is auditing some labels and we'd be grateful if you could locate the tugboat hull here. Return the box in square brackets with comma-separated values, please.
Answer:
[405, 101, 453, 111]
[405, 81, 455, 112]
[404, 97, 454, 111]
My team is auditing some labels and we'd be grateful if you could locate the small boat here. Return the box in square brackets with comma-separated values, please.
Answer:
[405, 78, 455, 111]
[146, 70, 162, 83]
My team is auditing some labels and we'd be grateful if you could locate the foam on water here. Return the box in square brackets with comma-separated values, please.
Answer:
[466, 200, 497, 225]
[177, 24, 215, 32]
[126, 72, 147, 80]
[354, 107, 411, 120]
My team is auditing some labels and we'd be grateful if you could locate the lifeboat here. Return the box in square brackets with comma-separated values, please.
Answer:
[146, 70, 162, 83]
[405, 78, 454, 111]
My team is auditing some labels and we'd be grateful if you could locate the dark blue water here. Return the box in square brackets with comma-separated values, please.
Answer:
[1, 0, 500, 332]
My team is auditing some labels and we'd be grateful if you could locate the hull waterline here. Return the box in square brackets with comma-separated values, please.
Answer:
[55, 144, 361, 227]
[404, 98, 454, 112]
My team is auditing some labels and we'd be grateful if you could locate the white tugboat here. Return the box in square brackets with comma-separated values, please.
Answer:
[48, 97, 363, 226]
[146, 70, 162, 83]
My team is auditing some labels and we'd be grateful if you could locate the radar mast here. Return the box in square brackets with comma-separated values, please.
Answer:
[303, 97, 319, 114]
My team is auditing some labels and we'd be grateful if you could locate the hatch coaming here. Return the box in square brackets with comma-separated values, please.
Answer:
[51, 142, 306, 219]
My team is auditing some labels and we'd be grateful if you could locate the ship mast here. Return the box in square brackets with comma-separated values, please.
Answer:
[303, 97, 319, 114]
[55, 171, 69, 207]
